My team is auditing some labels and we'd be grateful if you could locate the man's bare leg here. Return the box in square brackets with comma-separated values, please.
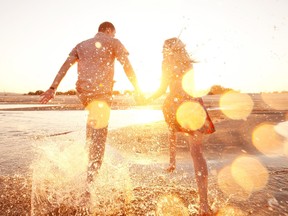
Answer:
[86, 124, 107, 183]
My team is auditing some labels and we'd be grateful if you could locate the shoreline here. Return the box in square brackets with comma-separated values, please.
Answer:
[1, 117, 288, 215]
[1, 93, 288, 215]
[1, 93, 287, 121]
[0, 93, 288, 111]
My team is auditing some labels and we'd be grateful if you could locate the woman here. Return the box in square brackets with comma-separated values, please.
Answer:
[146, 37, 215, 215]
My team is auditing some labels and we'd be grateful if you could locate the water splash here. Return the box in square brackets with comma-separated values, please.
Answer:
[30, 137, 133, 215]
[31, 140, 88, 215]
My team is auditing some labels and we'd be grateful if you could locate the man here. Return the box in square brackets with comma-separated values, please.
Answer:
[40, 21, 143, 183]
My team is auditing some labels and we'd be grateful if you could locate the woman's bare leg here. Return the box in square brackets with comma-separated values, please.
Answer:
[166, 129, 177, 172]
[189, 132, 210, 214]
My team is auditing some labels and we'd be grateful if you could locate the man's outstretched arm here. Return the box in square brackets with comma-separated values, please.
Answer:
[122, 59, 141, 92]
[40, 54, 78, 104]
[120, 56, 146, 104]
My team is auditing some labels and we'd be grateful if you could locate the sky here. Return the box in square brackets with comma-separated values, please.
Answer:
[0, 0, 288, 94]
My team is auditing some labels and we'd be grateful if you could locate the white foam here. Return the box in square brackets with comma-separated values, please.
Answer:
[274, 121, 288, 139]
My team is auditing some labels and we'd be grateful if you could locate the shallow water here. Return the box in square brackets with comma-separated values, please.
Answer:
[1, 104, 288, 215]
[0, 107, 167, 214]
[0, 108, 164, 175]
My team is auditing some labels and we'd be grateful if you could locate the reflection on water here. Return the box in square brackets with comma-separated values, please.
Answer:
[0, 109, 164, 139]
[0, 108, 166, 214]
[0, 109, 163, 176]
[1, 100, 288, 215]
[0, 104, 58, 109]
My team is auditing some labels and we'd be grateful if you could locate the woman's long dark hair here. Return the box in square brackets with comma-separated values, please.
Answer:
[163, 37, 197, 64]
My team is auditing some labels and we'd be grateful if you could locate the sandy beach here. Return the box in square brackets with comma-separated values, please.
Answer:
[0, 93, 288, 215]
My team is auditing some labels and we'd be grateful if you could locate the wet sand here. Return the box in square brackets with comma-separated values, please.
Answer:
[105, 113, 288, 216]
[0, 93, 288, 215]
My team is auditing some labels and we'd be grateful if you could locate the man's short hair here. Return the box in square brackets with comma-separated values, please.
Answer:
[98, 22, 115, 32]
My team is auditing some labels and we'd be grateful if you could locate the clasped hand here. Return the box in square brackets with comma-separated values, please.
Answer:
[39, 89, 55, 104]
[133, 92, 153, 106]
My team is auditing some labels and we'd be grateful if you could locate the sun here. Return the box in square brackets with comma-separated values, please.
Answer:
[112, 75, 160, 95]
[138, 75, 160, 95]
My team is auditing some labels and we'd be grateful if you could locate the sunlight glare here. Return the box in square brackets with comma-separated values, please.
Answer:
[176, 101, 207, 131]
[219, 91, 254, 120]
[137, 76, 160, 94]
[182, 69, 210, 97]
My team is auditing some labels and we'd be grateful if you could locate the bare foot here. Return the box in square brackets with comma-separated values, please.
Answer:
[199, 206, 213, 216]
[81, 189, 91, 205]
[165, 164, 176, 172]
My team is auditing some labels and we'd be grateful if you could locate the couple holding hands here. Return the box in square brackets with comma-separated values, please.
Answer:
[40, 21, 215, 215]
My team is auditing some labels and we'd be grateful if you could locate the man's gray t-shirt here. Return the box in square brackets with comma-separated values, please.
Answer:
[69, 32, 129, 96]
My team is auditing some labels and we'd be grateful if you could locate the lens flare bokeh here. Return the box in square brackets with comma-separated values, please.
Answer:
[176, 101, 207, 131]
[219, 91, 254, 120]
[182, 69, 210, 98]
[95, 41, 102, 49]
[217, 156, 268, 201]
[252, 123, 286, 157]
[85, 100, 110, 129]
[217, 165, 250, 201]
[231, 156, 268, 193]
